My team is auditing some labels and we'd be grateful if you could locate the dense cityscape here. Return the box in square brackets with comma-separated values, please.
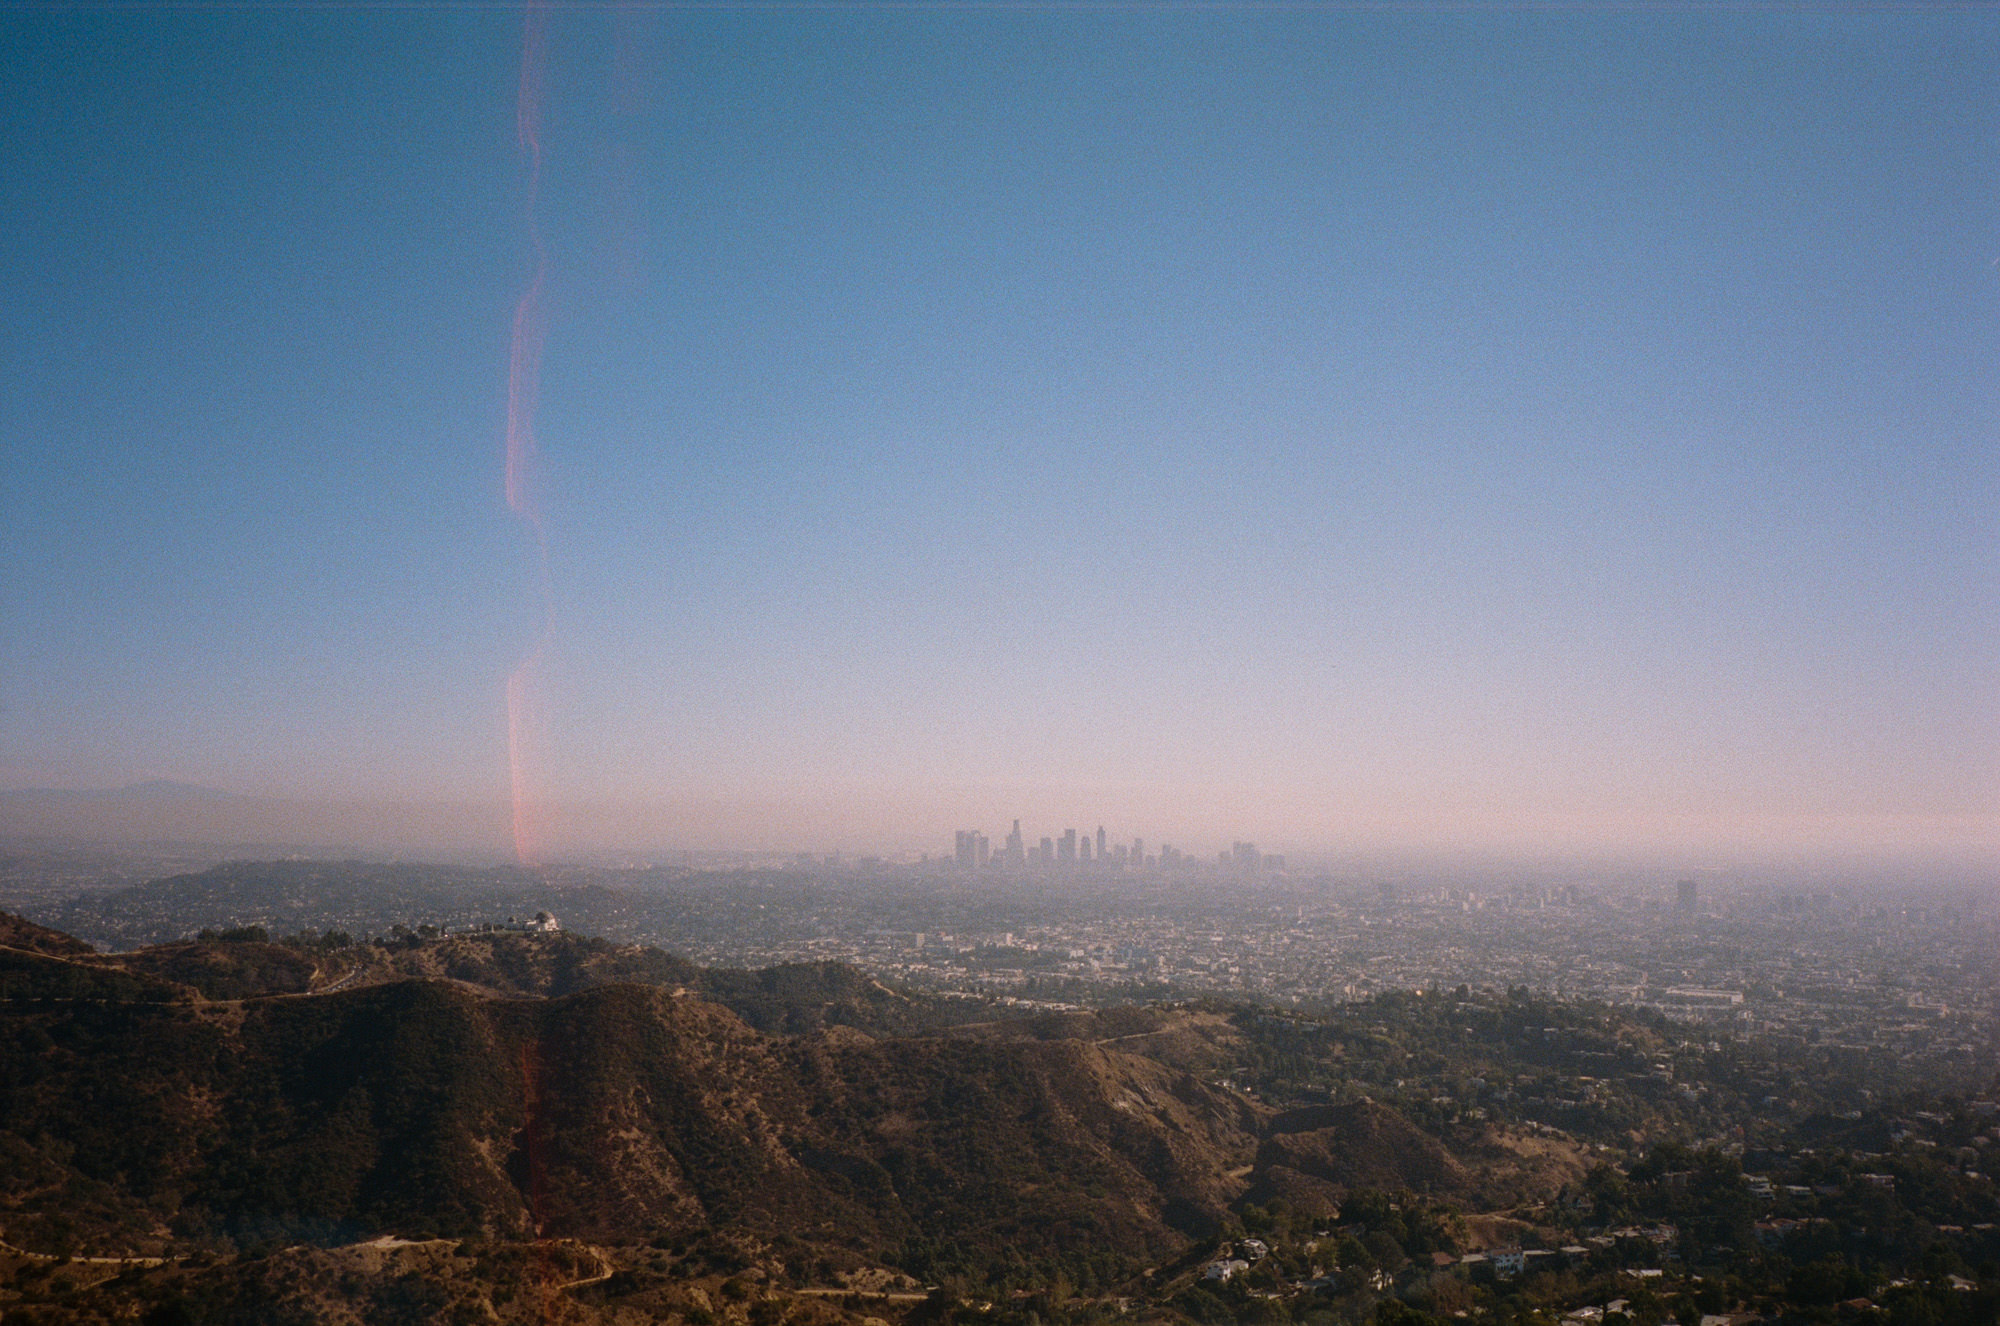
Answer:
[3, 836, 1995, 1325]
[8, 836, 1993, 1097]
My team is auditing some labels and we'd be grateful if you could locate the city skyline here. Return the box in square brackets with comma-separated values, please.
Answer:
[955, 819, 1282, 872]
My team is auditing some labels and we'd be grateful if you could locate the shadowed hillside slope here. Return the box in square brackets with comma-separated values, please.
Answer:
[0, 927, 1263, 1265]
[1247, 1100, 1477, 1213]
[0, 911, 1596, 1308]
[0, 910, 95, 957]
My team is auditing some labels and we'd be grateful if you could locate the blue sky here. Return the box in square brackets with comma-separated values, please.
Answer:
[3, 5, 1994, 859]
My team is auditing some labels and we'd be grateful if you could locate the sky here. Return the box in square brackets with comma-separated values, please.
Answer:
[2, 3, 1995, 864]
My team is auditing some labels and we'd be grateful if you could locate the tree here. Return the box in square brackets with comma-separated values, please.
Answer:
[1376, 1300, 1441, 1326]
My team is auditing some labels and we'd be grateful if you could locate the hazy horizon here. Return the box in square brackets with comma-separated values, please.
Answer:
[0, 781, 1991, 887]
[5, 7, 1994, 871]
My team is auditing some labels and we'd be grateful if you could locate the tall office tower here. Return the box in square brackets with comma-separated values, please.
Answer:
[1677, 879, 1698, 912]
[954, 831, 975, 868]
[1058, 828, 1077, 862]
[1006, 819, 1025, 867]
[1132, 838, 1144, 866]
[1079, 837, 1093, 863]
[1039, 836, 1054, 864]
[1233, 842, 1260, 870]
[975, 833, 990, 867]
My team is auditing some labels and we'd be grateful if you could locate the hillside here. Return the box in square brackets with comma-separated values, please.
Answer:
[4, 912, 1991, 1326]
[0, 916, 1267, 1267]
[1248, 1101, 1478, 1213]
[0, 909, 96, 957]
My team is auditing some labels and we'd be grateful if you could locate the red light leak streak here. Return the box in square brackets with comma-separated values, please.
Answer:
[517, 1039, 566, 1319]
[508, 0, 552, 867]
[518, 1043, 548, 1234]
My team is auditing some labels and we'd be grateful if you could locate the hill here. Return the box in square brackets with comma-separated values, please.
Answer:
[1249, 1101, 1477, 1213]
[6, 913, 1991, 1326]
[0, 915, 1266, 1270]
[0, 909, 95, 958]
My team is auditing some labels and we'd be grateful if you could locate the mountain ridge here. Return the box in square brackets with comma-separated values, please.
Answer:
[0, 913, 1275, 1266]
[0, 910, 1635, 1326]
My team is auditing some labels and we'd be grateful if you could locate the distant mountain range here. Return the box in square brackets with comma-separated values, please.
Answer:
[0, 780, 244, 803]
[0, 782, 516, 859]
